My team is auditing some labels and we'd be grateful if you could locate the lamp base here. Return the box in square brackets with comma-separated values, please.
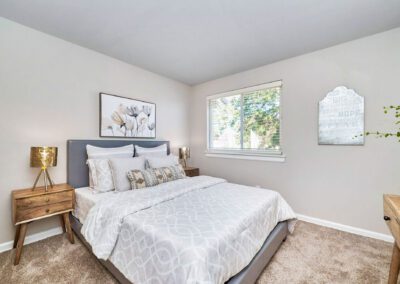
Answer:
[32, 168, 54, 191]
[182, 159, 187, 168]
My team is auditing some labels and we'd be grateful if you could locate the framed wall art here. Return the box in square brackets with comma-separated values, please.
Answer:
[99, 93, 156, 138]
[318, 86, 364, 145]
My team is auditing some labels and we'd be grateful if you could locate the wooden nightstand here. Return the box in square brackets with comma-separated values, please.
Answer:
[12, 183, 75, 265]
[384, 194, 400, 284]
[184, 167, 199, 177]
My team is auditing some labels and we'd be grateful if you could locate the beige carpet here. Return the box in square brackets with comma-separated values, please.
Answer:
[0, 221, 394, 284]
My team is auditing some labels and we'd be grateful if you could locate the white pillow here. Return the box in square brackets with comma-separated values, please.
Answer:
[135, 144, 167, 157]
[89, 170, 94, 188]
[146, 155, 179, 168]
[86, 144, 133, 159]
[109, 157, 146, 192]
[87, 159, 114, 193]
[86, 144, 133, 189]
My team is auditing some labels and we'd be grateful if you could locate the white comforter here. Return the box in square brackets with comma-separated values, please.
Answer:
[82, 176, 296, 284]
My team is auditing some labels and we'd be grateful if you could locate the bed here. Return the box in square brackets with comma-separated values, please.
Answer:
[67, 139, 296, 284]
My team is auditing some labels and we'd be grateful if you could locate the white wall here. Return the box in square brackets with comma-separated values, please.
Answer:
[0, 18, 191, 243]
[190, 28, 400, 235]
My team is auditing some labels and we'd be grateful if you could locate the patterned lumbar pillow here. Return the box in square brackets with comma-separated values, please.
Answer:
[127, 168, 159, 189]
[127, 164, 186, 189]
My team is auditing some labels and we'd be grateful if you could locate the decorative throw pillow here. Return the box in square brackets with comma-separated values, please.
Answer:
[134, 144, 167, 157]
[127, 164, 186, 190]
[87, 159, 114, 192]
[146, 154, 179, 168]
[168, 164, 186, 179]
[109, 157, 146, 192]
[153, 164, 186, 183]
[127, 169, 159, 189]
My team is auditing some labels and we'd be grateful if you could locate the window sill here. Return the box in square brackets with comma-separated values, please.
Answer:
[204, 151, 286, 162]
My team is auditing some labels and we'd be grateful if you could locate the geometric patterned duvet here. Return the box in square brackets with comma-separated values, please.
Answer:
[82, 176, 296, 284]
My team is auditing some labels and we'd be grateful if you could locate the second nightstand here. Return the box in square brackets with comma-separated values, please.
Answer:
[12, 183, 75, 265]
[184, 167, 200, 177]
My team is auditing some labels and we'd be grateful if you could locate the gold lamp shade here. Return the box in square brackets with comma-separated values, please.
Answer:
[30, 147, 57, 168]
[179, 147, 190, 168]
[30, 147, 58, 190]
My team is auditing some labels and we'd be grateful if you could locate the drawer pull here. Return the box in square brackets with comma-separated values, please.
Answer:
[45, 209, 50, 213]
[384, 215, 391, 221]
[45, 198, 50, 202]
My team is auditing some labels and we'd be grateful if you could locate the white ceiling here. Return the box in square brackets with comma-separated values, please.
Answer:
[1, 1, 400, 85]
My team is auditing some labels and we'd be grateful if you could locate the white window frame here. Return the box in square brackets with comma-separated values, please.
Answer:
[206, 80, 285, 162]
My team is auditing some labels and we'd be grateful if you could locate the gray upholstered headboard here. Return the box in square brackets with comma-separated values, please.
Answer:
[67, 139, 170, 188]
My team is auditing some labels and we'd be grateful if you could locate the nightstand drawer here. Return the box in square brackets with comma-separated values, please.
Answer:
[15, 201, 73, 224]
[16, 191, 73, 210]
[184, 167, 199, 177]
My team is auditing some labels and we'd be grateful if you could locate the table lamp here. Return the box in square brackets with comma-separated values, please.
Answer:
[179, 147, 190, 168]
[30, 146, 58, 191]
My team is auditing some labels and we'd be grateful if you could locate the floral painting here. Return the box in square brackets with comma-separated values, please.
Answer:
[100, 93, 156, 138]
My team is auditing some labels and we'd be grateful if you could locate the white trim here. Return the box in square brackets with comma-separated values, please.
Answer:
[206, 80, 283, 100]
[205, 152, 286, 162]
[297, 214, 394, 243]
[0, 226, 63, 253]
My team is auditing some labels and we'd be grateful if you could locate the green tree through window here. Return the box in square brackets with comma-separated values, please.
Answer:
[208, 82, 281, 152]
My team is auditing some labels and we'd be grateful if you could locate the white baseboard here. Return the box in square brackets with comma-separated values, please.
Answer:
[0, 226, 63, 253]
[297, 214, 394, 243]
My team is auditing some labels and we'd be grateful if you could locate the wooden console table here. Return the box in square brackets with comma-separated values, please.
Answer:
[383, 194, 400, 284]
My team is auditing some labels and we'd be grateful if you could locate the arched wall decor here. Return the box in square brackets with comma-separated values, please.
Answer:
[318, 86, 364, 145]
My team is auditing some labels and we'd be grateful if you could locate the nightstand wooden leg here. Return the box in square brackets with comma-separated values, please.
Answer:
[389, 243, 400, 284]
[59, 215, 66, 233]
[14, 223, 27, 265]
[13, 225, 21, 249]
[63, 213, 74, 244]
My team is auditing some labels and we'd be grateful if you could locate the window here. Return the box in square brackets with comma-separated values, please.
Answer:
[207, 81, 283, 160]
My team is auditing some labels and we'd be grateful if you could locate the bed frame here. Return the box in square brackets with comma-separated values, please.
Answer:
[67, 139, 288, 284]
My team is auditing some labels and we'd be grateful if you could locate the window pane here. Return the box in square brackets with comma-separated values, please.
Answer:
[209, 95, 241, 149]
[243, 87, 281, 150]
